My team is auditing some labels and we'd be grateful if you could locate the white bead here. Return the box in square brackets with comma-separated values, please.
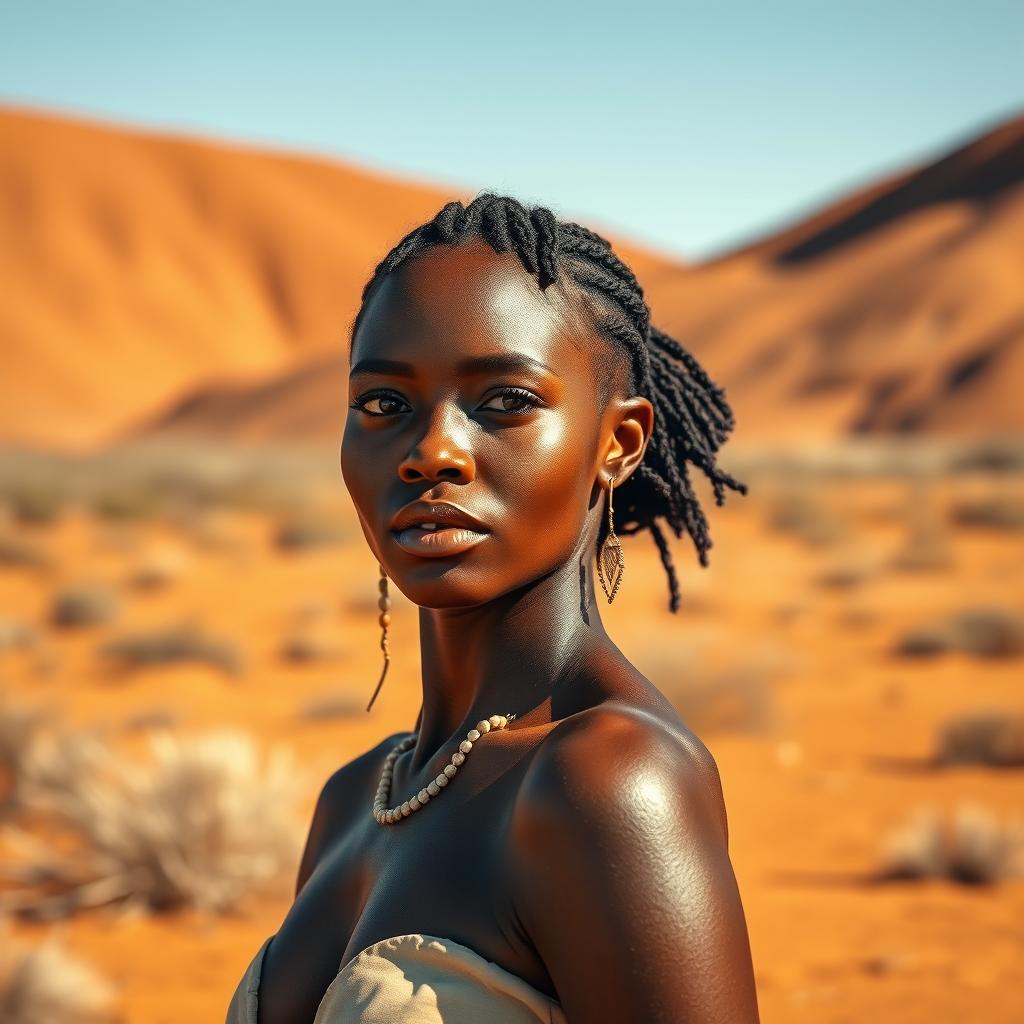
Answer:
[401, 802, 412, 816]
[427, 780, 440, 796]
[435, 773, 448, 787]
[488, 715, 502, 728]
[476, 720, 491, 734]
[467, 729, 481, 742]
[410, 796, 421, 810]
[444, 764, 457, 778]
[452, 751, 465, 766]
[418, 787, 430, 803]
[459, 739, 473, 754]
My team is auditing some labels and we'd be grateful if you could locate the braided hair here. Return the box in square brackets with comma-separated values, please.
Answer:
[349, 192, 748, 612]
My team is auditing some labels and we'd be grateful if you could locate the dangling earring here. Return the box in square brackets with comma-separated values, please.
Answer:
[596, 476, 625, 603]
[365, 562, 391, 712]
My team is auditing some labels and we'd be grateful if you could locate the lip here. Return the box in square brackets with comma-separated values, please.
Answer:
[390, 501, 490, 534]
[389, 501, 491, 559]
[391, 524, 490, 558]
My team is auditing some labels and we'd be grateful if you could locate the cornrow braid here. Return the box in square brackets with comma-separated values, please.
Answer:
[349, 192, 748, 612]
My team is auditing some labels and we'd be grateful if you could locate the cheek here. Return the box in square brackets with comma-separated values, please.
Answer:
[492, 412, 596, 552]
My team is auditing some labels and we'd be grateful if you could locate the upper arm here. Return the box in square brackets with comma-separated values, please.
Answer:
[508, 709, 759, 1023]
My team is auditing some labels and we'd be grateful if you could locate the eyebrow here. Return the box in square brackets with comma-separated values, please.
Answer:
[349, 352, 556, 380]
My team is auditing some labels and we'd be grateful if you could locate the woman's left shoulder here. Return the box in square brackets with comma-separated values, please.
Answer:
[514, 700, 729, 847]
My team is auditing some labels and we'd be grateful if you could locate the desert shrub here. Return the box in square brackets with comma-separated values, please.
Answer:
[936, 710, 1024, 767]
[888, 518, 954, 572]
[893, 605, 1024, 659]
[1, 728, 306, 917]
[272, 514, 347, 552]
[98, 622, 243, 677]
[949, 438, 1024, 475]
[2, 481, 67, 526]
[0, 617, 37, 655]
[765, 479, 849, 548]
[0, 533, 49, 570]
[49, 583, 119, 629]
[952, 607, 1024, 658]
[124, 546, 189, 591]
[280, 629, 344, 664]
[814, 553, 877, 589]
[298, 691, 365, 721]
[88, 486, 162, 522]
[876, 803, 1024, 885]
[0, 918, 117, 1023]
[950, 496, 1024, 532]
[121, 707, 183, 733]
[0, 698, 53, 815]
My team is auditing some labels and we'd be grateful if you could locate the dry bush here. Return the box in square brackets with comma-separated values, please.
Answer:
[948, 438, 1024, 475]
[98, 621, 243, 677]
[0, 617, 37, 655]
[298, 691, 365, 721]
[1, 481, 67, 526]
[950, 495, 1024, 532]
[0, 697, 53, 816]
[877, 803, 1024, 885]
[936, 710, 1024, 767]
[894, 605, 1024, 659]
[764, 477, 849, 548]
[0, 917, 118, 1023]
[0, 532, 49, 570]
[273, 514, 347, 552]
[280, 629, 345, 664]
[124, 545, 190, 591]
[1, 728, 307, 918]
[50, 583, 119, 629]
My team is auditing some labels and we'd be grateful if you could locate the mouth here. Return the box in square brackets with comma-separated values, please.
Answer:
[390, 522, 490, 558]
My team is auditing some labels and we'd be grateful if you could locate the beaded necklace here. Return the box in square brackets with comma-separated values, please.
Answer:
[374, 713, 513, 825]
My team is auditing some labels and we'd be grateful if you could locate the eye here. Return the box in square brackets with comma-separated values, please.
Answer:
[350, 390, 409, 417]
[478, 387, 543, 415]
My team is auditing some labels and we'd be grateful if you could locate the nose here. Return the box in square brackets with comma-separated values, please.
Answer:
[397, 403, 476, 484]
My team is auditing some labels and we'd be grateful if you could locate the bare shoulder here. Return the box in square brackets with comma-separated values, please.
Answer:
[513, 701, 729, 848]
[295, 729, 413, 895]
[506, 703, 758, 1022]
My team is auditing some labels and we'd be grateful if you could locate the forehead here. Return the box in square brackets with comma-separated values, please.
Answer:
[351, 239, 597, 373]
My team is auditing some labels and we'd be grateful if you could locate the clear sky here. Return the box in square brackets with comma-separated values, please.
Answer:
[1, 0, 1020, 261]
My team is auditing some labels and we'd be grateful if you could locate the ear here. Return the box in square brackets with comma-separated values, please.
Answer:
[600, 395, 654, 487]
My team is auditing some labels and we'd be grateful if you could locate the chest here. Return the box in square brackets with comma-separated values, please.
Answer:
[258, 755, 554, 1023]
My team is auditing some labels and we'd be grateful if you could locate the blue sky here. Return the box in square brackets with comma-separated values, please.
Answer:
[1, 1, 1020, 261]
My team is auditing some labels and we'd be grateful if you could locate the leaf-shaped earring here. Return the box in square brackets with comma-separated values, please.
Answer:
[596, 476, 625, 603]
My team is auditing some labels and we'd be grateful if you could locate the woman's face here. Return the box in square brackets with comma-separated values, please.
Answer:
[341, 238, 642, 609]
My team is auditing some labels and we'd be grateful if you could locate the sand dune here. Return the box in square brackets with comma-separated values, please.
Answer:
[644, 113, 1024, 439]
[0, 106, 675, 450]
[136, 113, 1024, 445]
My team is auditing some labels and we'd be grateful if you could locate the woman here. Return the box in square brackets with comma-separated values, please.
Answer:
[227, 193, 759, 1023]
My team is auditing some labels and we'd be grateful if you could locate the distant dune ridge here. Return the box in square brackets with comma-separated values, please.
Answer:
[1, 105, 1022, 448]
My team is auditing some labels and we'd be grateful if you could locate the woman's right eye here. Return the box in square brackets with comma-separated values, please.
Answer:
[350, 392, 408, 417]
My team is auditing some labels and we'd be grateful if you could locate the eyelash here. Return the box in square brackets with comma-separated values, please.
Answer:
[350, 387, 543, 418]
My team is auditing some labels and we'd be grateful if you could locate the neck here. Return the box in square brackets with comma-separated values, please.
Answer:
[405, 555, 608, 775]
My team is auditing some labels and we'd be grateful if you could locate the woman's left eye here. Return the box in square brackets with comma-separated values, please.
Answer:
[479, 387, 542, 414]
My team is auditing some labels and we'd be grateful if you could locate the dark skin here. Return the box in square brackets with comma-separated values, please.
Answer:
[257, 239, 760, 1023]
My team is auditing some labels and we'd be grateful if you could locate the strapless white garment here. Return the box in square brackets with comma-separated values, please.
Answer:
[225, 932, 567, 1023]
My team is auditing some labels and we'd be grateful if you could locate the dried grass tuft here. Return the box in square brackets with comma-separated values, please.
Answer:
[876, 803, 1024, 885]
[98, 622, 243, 678]
[1, 728, 307, 918]
[50, 583, 119, 629]
[0, 917, 118, 1023]
[936, 710, 1024, 767]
